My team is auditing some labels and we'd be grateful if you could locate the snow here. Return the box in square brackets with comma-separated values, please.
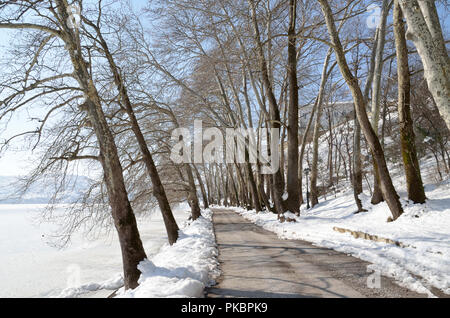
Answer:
[229, 174, 450, 297]
[116, 209, 219, 298]
[282, 211, 297, 219]
[0, 203, 191, 297]
[250, 106, 450, 296]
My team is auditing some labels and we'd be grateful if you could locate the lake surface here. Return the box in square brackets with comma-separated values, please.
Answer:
[0, 204, 189, 297]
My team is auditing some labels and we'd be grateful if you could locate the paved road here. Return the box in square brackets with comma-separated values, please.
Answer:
[207, 208, 425, 298]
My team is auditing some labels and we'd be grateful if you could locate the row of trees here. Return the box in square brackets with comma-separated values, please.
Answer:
[0, 0, 448, 289]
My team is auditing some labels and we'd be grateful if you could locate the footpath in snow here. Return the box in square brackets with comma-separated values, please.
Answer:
[228, 178, 450, 297]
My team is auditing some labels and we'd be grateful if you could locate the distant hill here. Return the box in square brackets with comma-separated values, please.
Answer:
[0, 175, 92, 204]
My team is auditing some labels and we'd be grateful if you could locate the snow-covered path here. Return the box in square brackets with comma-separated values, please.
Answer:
[0, 204, 189, 298]
[229, 178, 450, 297]
[208, 208, 424, 298]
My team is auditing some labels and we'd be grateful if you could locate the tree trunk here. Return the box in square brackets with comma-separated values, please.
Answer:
[227, 165, 240, 207]
[285, 0, 300, 214]
[56, 0, 146, 290]
[393, 1, 426, 204]
[219, 165, 229, 207]
[298, 99, 318, 206]
[185, 163, 202, 220]
[235, 163, 249, 208]
[353, 24, 379, 212]
[310, 49, 332, 207]
[92, 21, 179, 244]
[249, 0, 285, 216]
[370, 0, 390, 205]
[205, 167, 213, 205]
[193, 165, 209, 209]
[398, 0, 450, 130]
[318, 0, 404, 220]
[246, 157, 262, 212]
[352, 109, 365, 212]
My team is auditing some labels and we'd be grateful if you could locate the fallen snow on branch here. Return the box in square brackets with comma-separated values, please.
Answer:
[231, 180, 450, 297]
[117, 209, 219, 298]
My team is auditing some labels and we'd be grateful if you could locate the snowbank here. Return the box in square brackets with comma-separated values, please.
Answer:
[53, 207, 218, 298]
[57, 274, 124, 298]
[117, 209, 219, 298]
[230, 179, 450, 297]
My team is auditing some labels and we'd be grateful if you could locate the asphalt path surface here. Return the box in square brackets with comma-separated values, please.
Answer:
[207, 208, 425, 298]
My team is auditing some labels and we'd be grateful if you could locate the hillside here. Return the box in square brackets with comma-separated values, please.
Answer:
[0, 175, 92, 204]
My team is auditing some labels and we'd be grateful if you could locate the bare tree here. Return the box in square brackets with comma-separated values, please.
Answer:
[310, 48, 332, 207]
[285, 0, 300, 214]
[398, 0, 450, 130]
[0, 0, 147, 289]
[370, 0, 391, 205]
[81, 9, 180, 244]
[248, 0, 285, 216]
[393, 0, 426, 204]
[317, 0, 404, 220]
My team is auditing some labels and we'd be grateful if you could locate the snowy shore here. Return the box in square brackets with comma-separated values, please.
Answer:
[116, 209, 220, 298]
[0, 204, 207, 297]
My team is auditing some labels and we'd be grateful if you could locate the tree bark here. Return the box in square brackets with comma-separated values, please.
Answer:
[185, 163, 202, 220]
[398, 0, 450, 130]
[249, 0, 285, 216]
[353, 26, 379, 212]
[393, 1, 426, 204]
[285, 0, 300, 214]
[318, 0, 404, 220]
[352, 109, 365, 212]
[310, 49, 332, 207]
[246, 157, 263, 212]
[193, 165, 209, 209]
[370, 0, 391, 205]
[92, 22, 179, 244]
[56, 0, 146, 289]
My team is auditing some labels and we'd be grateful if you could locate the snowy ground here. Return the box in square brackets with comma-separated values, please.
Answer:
[230, 168, 450, 297]
[225, 110, 450, 297]
[0, 203, 191, 298]
[117, 209, 220, 298]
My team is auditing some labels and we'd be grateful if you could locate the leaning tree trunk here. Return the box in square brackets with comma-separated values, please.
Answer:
[393, 1, 426, 204]
[219, 165, 229, 207]
[235, 162, 249, 208]
[370, 0, 390, 205]
[353, 27, 379, 212]
[318, 0, 404, 221]
[185, 163, 202, 220]
[398, 0, 450, 130]
[56, 0, 146, 290]
[227, 165, 240, 207]
[310, 49, 332, 207]
[298, 99, 318, 206]
[352, 109, 365, 212]
[205, 167, 213, 205]
[249, 0, 285, 216]
[246, 160, 262, 212]
[193, 164, 209, 209]
[94, 28, 179, 245]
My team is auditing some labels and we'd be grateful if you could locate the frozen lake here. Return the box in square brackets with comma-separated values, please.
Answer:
[0, 204, 189, 297]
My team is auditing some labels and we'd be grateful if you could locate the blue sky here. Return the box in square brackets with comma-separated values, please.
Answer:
[0, 0, 448, 177]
